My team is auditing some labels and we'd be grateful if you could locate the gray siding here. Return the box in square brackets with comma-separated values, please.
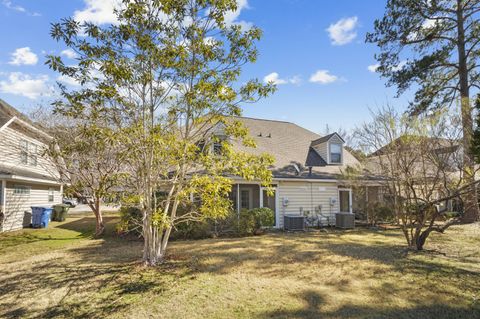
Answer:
[312, 143, 329, 163]
[276, 181, 339, 228]
[2, 182, 62, 232]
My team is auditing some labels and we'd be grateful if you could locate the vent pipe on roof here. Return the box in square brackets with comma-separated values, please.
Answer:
[267, 133, 271, 138]
[258, 132, 262, 137]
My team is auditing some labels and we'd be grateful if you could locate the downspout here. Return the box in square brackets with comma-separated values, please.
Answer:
[1, 180, 6, 232]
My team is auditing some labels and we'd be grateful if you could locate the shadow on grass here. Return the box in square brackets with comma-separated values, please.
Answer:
[258, 289, 480, 319]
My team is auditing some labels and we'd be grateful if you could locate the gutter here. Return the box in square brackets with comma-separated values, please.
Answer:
[0, 174, 61, 186]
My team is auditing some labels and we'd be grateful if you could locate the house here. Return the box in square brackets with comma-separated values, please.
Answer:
[221, 117, 382, 228]
[0, 99, 63, 232]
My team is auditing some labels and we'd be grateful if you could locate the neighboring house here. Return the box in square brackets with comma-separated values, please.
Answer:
[217, 117, 382, 228]
[0, 99, 63, 232]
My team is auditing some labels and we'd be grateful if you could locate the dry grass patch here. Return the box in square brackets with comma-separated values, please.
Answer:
[0, 215, 479, 318]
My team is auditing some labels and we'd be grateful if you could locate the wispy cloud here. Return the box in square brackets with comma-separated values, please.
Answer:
[61, 49, 79, 59]
[309, 70, 339, 84]
[9, 47, 38, 66]
[223, 0, 252, 30]
[2, 0, 40, 16]
[263, 72, 301, 85]
[326, 16, 359, 46]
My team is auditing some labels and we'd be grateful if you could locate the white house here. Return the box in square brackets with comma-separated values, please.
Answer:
[0, 99, 63, 232]
[224, 117, 382, 228]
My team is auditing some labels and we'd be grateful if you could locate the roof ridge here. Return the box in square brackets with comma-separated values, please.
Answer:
[234, 116, 293, 124]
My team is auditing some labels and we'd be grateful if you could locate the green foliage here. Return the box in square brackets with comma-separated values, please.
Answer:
[238, 207, 274, 235]
[47, 0, 276, 264]
[116, 206, 143, 236]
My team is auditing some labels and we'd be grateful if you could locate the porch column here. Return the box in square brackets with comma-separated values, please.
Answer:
[236, 183, 240, 218]
[259, 186, 263, 208]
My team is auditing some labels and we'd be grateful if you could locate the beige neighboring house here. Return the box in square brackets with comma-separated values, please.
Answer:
[220, 117, 382, 228]
[0, 99, 63, 232]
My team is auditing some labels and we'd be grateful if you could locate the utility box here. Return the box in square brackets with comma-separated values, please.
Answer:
[284, 215, 305, 231]
[335, 213, 355, 229]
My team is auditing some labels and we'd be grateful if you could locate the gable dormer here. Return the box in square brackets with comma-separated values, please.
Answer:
[310, 132, 345, 165]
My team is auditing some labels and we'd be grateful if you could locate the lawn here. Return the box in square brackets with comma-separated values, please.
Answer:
[0, 214, 479, 319]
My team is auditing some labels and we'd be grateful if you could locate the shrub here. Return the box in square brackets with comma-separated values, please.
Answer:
[367, 202, 395, 225]
[116, 206, 143, 236]
[238, 207, 274, 235]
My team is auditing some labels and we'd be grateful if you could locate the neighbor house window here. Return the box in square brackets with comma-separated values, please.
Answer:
[14, 185, 30, 195]
[19, 139, 38, 166]
[330, 143, 342, 164]
[48, 188, 55, 202]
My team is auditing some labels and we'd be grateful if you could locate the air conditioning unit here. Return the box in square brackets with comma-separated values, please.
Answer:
[335, 213, 355, 229]
[284, 215, 305, 231]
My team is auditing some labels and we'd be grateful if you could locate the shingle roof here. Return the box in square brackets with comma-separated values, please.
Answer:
[311, 132, 345, 146]
[0, 98, 32, 128]
[232, 117, 360, 179]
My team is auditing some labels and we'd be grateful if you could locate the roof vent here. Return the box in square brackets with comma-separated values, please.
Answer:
[267, 133, 271, 138]
[292, 163, 301, 176]
[258, 132, 262, 137]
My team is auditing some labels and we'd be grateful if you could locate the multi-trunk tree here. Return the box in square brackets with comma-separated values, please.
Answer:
[367, 0, 480, 222]
[47, 0, 275, 265]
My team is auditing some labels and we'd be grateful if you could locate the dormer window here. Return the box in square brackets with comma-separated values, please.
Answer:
[330, 143, 342, 164]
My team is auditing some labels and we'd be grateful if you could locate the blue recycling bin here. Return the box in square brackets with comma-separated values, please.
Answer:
[31, 207, 53, 228]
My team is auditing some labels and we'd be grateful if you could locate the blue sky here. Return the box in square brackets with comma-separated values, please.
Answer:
[0, 0, 411, 134]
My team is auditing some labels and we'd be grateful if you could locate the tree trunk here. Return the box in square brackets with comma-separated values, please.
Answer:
[93, 198, 105, 237]
[456, 0, 479, 223]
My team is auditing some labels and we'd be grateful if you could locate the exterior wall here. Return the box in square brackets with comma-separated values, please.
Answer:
[2, 182, 62, 232]
[0, 125, 59, 179]
[276, 181, 340, 228]
[312, 143, 329, 163]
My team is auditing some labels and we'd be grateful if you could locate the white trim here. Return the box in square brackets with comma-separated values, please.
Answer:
[0, 116, 17, 132]
[338, 188, 353, 213]
[0, 174, 61, 186]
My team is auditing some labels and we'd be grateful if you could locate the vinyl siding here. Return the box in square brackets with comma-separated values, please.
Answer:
[2, 182, 62, 232]
[276, 181, 339, 228]
[313, 143, 329, 163]
[0, 126, 60, 180]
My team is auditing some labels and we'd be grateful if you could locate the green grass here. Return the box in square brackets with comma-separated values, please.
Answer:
[0, 215, 479, 319]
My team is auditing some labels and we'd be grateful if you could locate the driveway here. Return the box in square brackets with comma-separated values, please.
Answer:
[68, 204, 120, 214]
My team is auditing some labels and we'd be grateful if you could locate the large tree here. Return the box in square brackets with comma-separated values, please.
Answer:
[367, 0, 480, 222]
[47, 0, 274, 265]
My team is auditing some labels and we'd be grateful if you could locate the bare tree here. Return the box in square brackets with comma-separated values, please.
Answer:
[354, 106, 477, 250]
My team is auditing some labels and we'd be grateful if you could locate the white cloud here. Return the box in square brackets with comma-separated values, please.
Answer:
[0, 72, 52, 99]
[224, 0, 252, 29]
[57, 75, 81, 87]
[367, 64, 379, 72]
[309, 70, 339, 84]
[74, 0, 122, 25]
[61, 49, 79, 59]
[263, 72, 301, 85]
[9, 47, 38, 66]
[392, 60, 407, 71]
[326, 16, 359, 46]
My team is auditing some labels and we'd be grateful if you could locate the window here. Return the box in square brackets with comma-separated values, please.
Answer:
[20, 139, 28, 164]
[48, 188, 55, 202]
[213, 141, 222, 155]
[240, 189, 251, 209]
[19, 139, 38, 166]
[30, 144, 38, 166]
[330, 143, 342, 164]
[14, 185, 30, 195]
